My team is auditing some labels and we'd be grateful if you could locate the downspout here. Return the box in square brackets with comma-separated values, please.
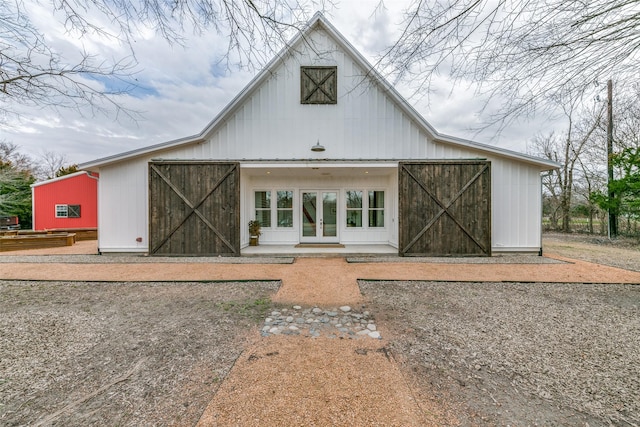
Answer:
[84, 170, 100, 253]
[539, 171, 552, 256]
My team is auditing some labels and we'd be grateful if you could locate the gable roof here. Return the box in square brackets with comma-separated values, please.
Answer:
[31, 171, 99, 188]
[80, 12, 558, 171]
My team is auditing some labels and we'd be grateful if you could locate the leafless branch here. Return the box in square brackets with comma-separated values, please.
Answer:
[382, 0, 640, 129]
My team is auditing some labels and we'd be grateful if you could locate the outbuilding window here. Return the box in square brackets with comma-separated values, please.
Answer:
[55, 204, 81, 218]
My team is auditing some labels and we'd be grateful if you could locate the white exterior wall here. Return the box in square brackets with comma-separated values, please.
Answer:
[93, 27, 546, 254]
[95, 156, 542, 254]
[97, 157, 150, 253]
[165, 30, 455, 162]
[490, 158, 542, 252]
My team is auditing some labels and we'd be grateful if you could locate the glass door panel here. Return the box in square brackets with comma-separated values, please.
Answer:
[302, 192, 317, 237]
[322, 192, 337, 237]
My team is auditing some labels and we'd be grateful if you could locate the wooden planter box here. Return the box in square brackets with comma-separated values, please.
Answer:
[0, 233, 76, 252]
[45, 228, 97, 241]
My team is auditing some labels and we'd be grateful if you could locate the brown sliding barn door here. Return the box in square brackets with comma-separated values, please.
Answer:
[399, 161, 491, 256]
[149, 161, 240, 256]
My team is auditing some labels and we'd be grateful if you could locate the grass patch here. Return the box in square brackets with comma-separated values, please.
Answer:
[218, 297, 273, 321]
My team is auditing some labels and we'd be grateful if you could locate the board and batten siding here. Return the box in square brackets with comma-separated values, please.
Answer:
[491, 158, 543, 252]
[95, 154, 542, 254]
[168, 29, 451, 161]
[92, 28, 545, 254]
[97, 159, 150, 252]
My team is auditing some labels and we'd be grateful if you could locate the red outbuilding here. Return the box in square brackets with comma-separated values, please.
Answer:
[31, 171, 99, 231]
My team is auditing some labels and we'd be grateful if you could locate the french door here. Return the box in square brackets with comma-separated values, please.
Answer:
[300, 190, 339, 242]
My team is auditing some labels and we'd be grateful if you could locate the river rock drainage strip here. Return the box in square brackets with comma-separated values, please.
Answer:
[260, 305, 382, 339]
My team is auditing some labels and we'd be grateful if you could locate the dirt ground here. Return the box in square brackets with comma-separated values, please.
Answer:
[1, 233, 639, 426]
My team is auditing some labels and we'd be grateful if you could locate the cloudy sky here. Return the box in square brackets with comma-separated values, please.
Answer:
[1, 1, 560, 168]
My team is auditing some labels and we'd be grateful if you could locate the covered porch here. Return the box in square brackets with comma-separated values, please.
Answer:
[241, 162, 399, 250]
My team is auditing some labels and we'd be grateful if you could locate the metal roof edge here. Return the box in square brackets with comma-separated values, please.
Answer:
[314, 17, 558, 171]
[79, 134, 204, 170]
[434, 133, 560, 170]
[30, 170, 98, 188]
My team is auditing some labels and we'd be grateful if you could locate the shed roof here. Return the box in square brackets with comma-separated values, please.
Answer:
[80, 12, 559, 171]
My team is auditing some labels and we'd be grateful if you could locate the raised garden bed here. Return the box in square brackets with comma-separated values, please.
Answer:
[0, 228, 96, 241]
[44, 228, 97, 241]
[0, 233, 76, 252]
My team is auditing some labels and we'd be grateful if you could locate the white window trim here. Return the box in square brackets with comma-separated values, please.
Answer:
[275, 190, 294, 229]
[253, 189, 295, 229]
[55, 204, 68, 218]
[368, 190, 386, 228]
[254, 190, 272, 229]
[344, 189, 387, 229]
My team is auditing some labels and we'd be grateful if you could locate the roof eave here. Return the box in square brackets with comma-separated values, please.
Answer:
[312, 16, 558, 171]
[434, 133, 560, 170]
[30, 170, 98, 188]
[80, 134, 204, 170]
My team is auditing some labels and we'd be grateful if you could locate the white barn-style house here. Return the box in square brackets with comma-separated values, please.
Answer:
[80, 13, 558, 257]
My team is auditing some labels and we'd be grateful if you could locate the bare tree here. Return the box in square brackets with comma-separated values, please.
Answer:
[38, 151, 68, 180]
[384, 0, 640, 128]
[0, 141, 35, 173]
[529, 99, 604, 232]
[1, 1, 329, 125]
[0, 1, 139, 122]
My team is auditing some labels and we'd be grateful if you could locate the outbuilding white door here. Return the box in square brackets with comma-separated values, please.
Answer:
[300, 190, 339, 243]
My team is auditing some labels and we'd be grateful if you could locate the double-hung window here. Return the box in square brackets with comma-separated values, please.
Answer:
[277, 191, 293, 227]
[254, 191, 271, 228]
[345, 190, 384, 228]
[254, 190, 294, 228]
[346, 191, 363, 227]
[368, 191, 384, 227]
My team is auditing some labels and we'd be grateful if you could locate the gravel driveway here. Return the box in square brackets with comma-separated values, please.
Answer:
[360, 280, 639, 426]
[357, 234, 640, 426]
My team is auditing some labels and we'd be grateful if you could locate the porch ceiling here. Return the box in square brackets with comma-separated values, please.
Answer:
[240, 163, 397, 178]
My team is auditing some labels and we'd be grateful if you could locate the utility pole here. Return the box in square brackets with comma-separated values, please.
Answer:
[607, 79, 617, 238]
